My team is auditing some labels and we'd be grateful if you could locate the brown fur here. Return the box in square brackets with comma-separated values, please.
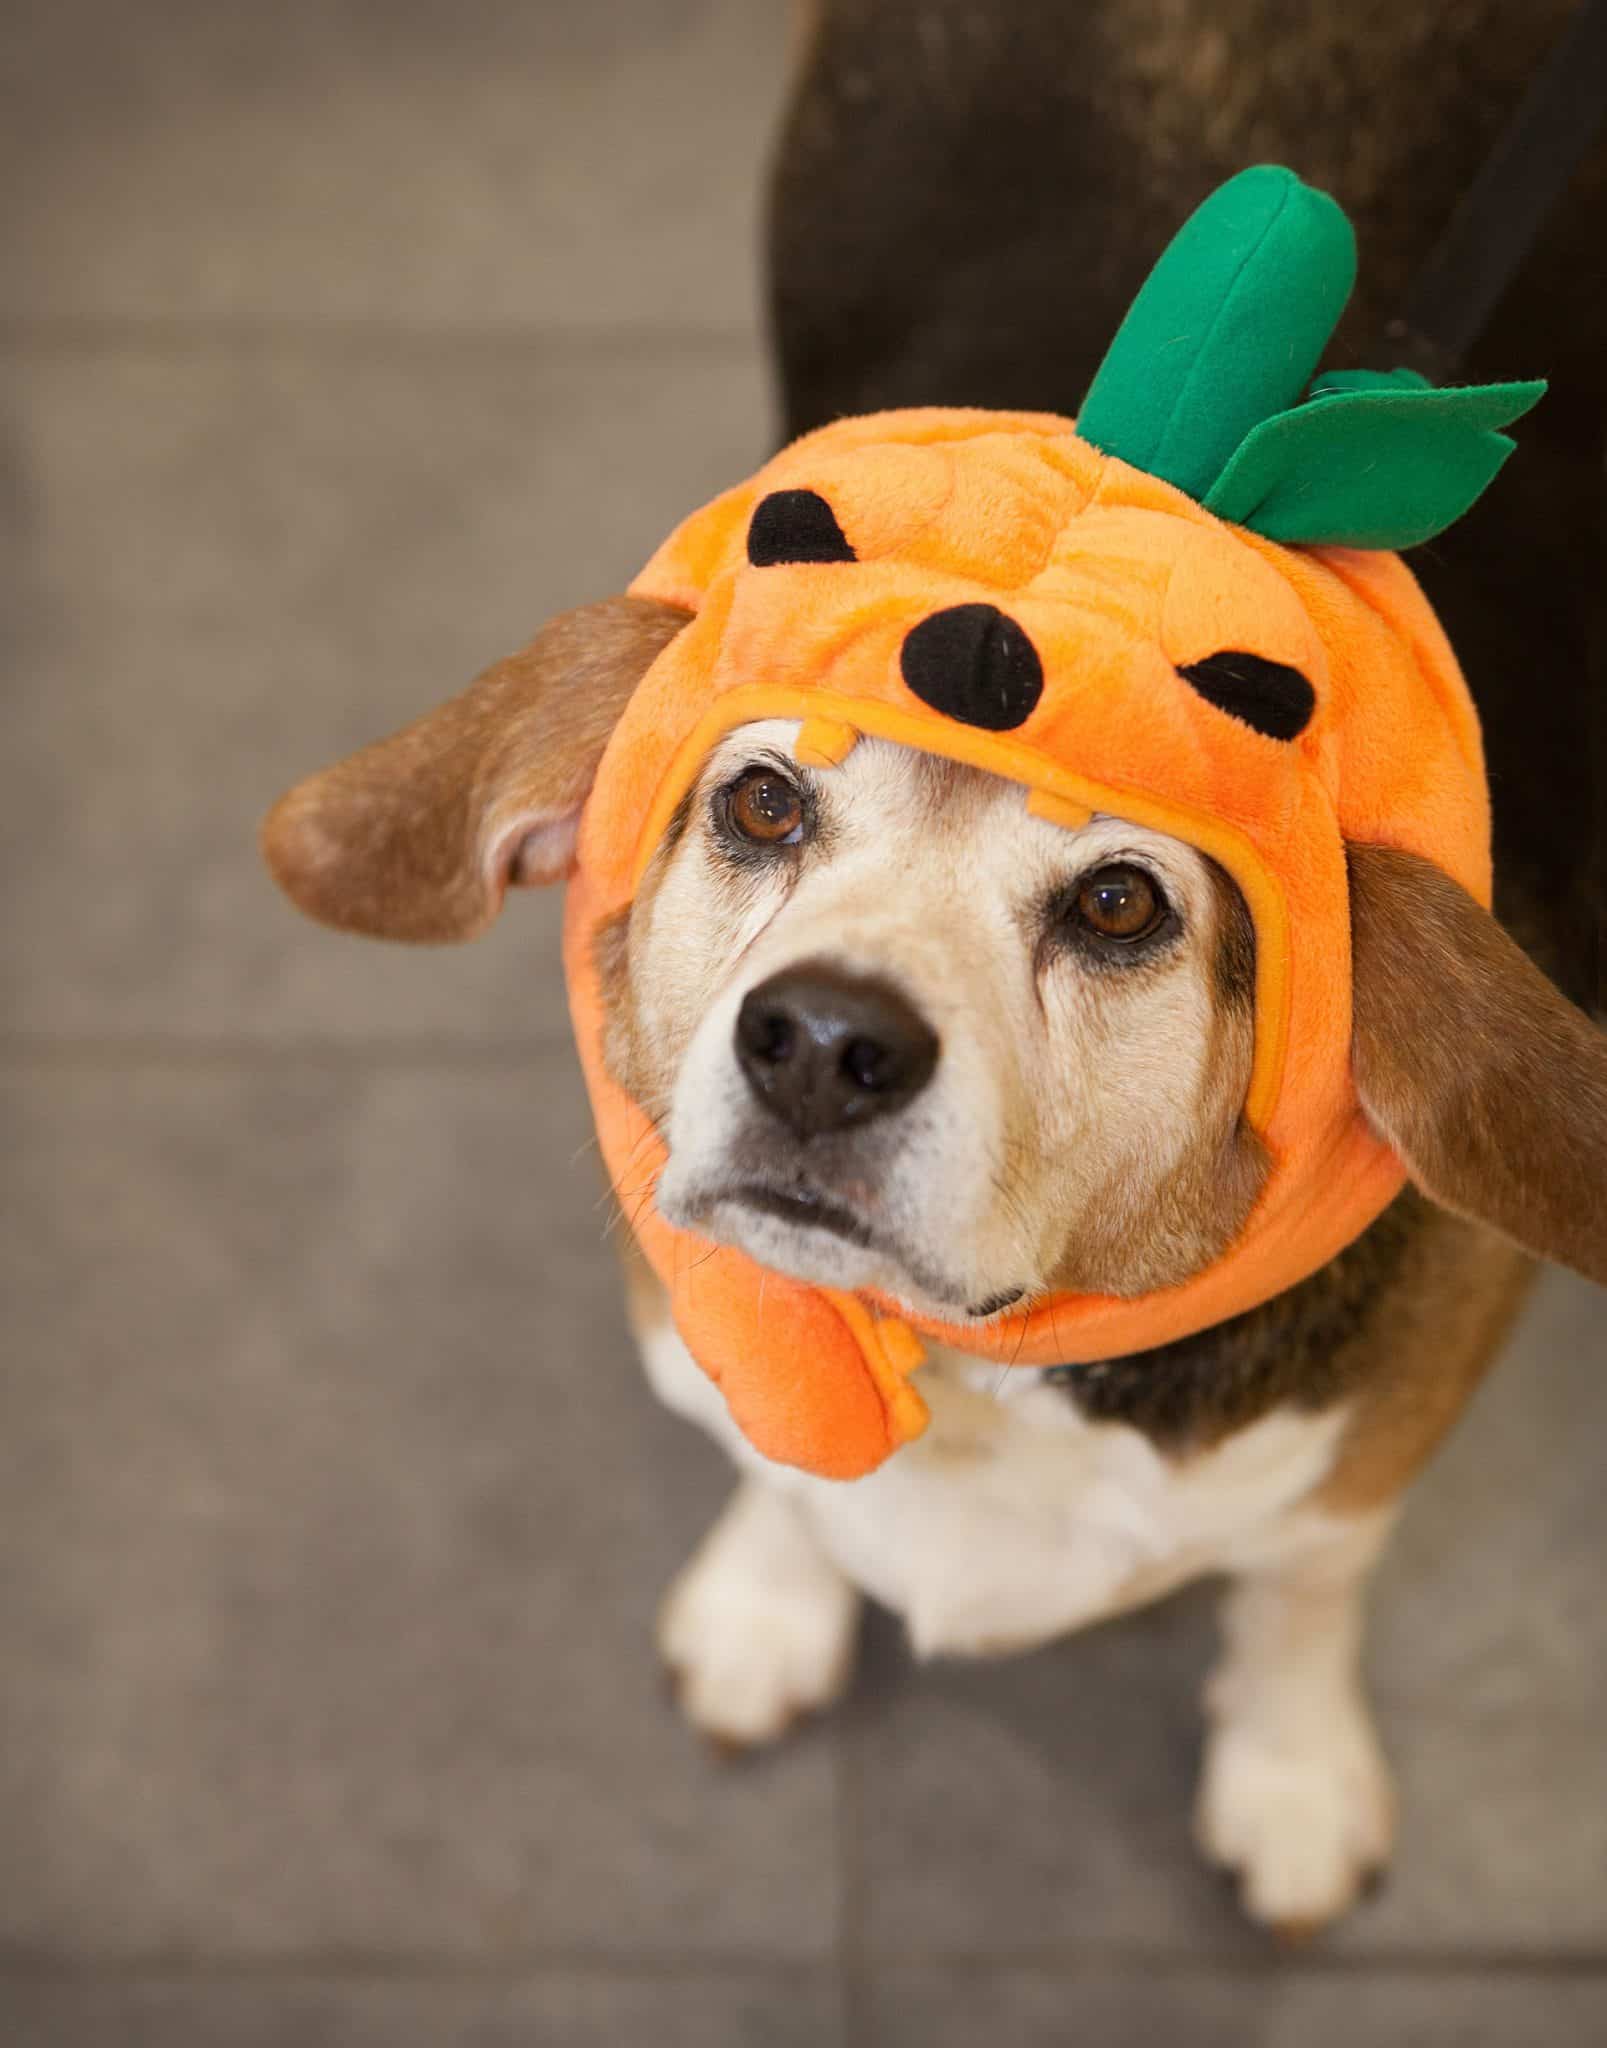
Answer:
[1316, 1218, 1533, 1513]
[771, 2, 1604, 428]
[1044, 863, 1269, 1299]
[593, 905, 645, 1115]
[1351, 844, 1607, 1289]
[261, 595, 686, 942]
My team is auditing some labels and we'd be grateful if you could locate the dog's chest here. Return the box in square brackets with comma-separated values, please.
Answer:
[639, 1320, 1349, 1658]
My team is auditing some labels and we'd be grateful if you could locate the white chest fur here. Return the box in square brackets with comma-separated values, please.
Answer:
[638, 1312, 1350, 1659]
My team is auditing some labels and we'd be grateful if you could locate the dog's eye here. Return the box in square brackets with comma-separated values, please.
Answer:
[1071, 863, 1167, 942]
[723, 767, 807, 847]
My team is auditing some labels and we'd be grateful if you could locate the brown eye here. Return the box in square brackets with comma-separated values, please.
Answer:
[1074, 863, 1165, 941]
[726, 768, 806, 846]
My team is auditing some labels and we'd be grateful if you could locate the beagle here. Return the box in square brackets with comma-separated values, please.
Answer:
[261, 0, 1607, 1936]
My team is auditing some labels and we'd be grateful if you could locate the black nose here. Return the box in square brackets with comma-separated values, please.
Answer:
[735, 965, 940, 1140]
[900, 602, 1043, 730]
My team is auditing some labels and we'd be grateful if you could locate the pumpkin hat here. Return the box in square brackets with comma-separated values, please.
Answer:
[564, 167, 1544, 1478]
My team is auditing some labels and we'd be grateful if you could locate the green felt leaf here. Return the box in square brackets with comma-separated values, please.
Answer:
[1202, 379, 1547, 547]
[1076, 166, 1356, 502]
[1307, 367, 1434, 400]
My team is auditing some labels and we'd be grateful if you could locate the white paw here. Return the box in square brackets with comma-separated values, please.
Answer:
[657, 1484, 860, 1748]
[1195, 1697, 1395, 1934]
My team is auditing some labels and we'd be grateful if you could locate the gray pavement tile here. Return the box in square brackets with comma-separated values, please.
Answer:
[1, 344, 770, 1043]
[844, 1585, 1244, 1958]
[0, 1059, 836, 1961]
[859, 1967, 1607, 2047]
[846, 1265, 1607, 1959]
[1339, 1264, 1607, 1953]
[0, 1969, 842, 2048]
[4, 0, 792, 330]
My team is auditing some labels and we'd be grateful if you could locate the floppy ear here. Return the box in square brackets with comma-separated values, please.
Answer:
[261, 595, 688, 942]
[1349, 843, 1607, 1285]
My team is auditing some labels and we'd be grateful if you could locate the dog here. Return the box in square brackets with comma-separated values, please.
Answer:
[262, 0, 1607, 1936]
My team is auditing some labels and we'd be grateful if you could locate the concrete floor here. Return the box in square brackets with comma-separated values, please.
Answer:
[3, 4, 1604, 2041]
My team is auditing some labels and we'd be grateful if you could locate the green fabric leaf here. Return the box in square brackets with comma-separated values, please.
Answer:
[1201, 379, 1547, 548]
[1075, 167, 1546, 549]
[1076, 166, 1356, 502]
[1307, 367, 1434, 400]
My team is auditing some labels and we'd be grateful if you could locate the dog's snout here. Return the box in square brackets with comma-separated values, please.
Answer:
[735, 965, 939, 1139]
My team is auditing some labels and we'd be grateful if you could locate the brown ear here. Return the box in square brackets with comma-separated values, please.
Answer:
[1350, 843, 1607, 1285]
[261, 595, 688, 942]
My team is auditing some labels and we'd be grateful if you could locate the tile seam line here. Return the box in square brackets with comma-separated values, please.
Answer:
[1, 1950, 1605, 1982]
[0, 1036, 578, 1067]
[0, 317, 761, 359]
[0, 1956, 859, 1985]
[841, 1948, 1607, 1977]
[833, 1719, 867, 2048]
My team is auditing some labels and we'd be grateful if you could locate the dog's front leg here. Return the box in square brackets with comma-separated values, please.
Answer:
[658, 1477, 862, 1749]
[1196, 1508, 1397, 1936]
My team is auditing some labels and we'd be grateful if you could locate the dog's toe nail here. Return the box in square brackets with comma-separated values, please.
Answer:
[1269, 1916, 1326, 1949]
[1359, 1862, 1391, 1902]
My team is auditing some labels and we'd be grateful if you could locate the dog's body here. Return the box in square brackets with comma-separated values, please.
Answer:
[263, 0, 1607, 1940]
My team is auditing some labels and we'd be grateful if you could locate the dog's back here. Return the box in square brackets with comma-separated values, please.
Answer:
[771, 0, 1606, 1001]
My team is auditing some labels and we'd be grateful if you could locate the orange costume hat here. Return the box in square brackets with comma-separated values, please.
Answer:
[564, 167, 1545, 1479]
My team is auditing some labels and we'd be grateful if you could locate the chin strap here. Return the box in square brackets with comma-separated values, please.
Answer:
[1388, 0, 1607, 374]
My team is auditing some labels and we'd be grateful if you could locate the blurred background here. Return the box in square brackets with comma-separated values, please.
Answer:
[2, 4, 1604, 2043]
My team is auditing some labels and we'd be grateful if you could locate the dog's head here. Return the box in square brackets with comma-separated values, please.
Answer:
[262, 416, 1607, 1418]
[608, 716, 1266, 1323]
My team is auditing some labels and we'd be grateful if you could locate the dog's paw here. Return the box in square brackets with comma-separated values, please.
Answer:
[657, 1484, 860, 1749]
[1195, 1698, 1395, 1934]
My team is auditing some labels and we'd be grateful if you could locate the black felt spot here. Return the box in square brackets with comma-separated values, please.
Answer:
[747, 489, 857, 566]
[1177, 650, 1316, 740]
[899, 604, 1044, 731]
